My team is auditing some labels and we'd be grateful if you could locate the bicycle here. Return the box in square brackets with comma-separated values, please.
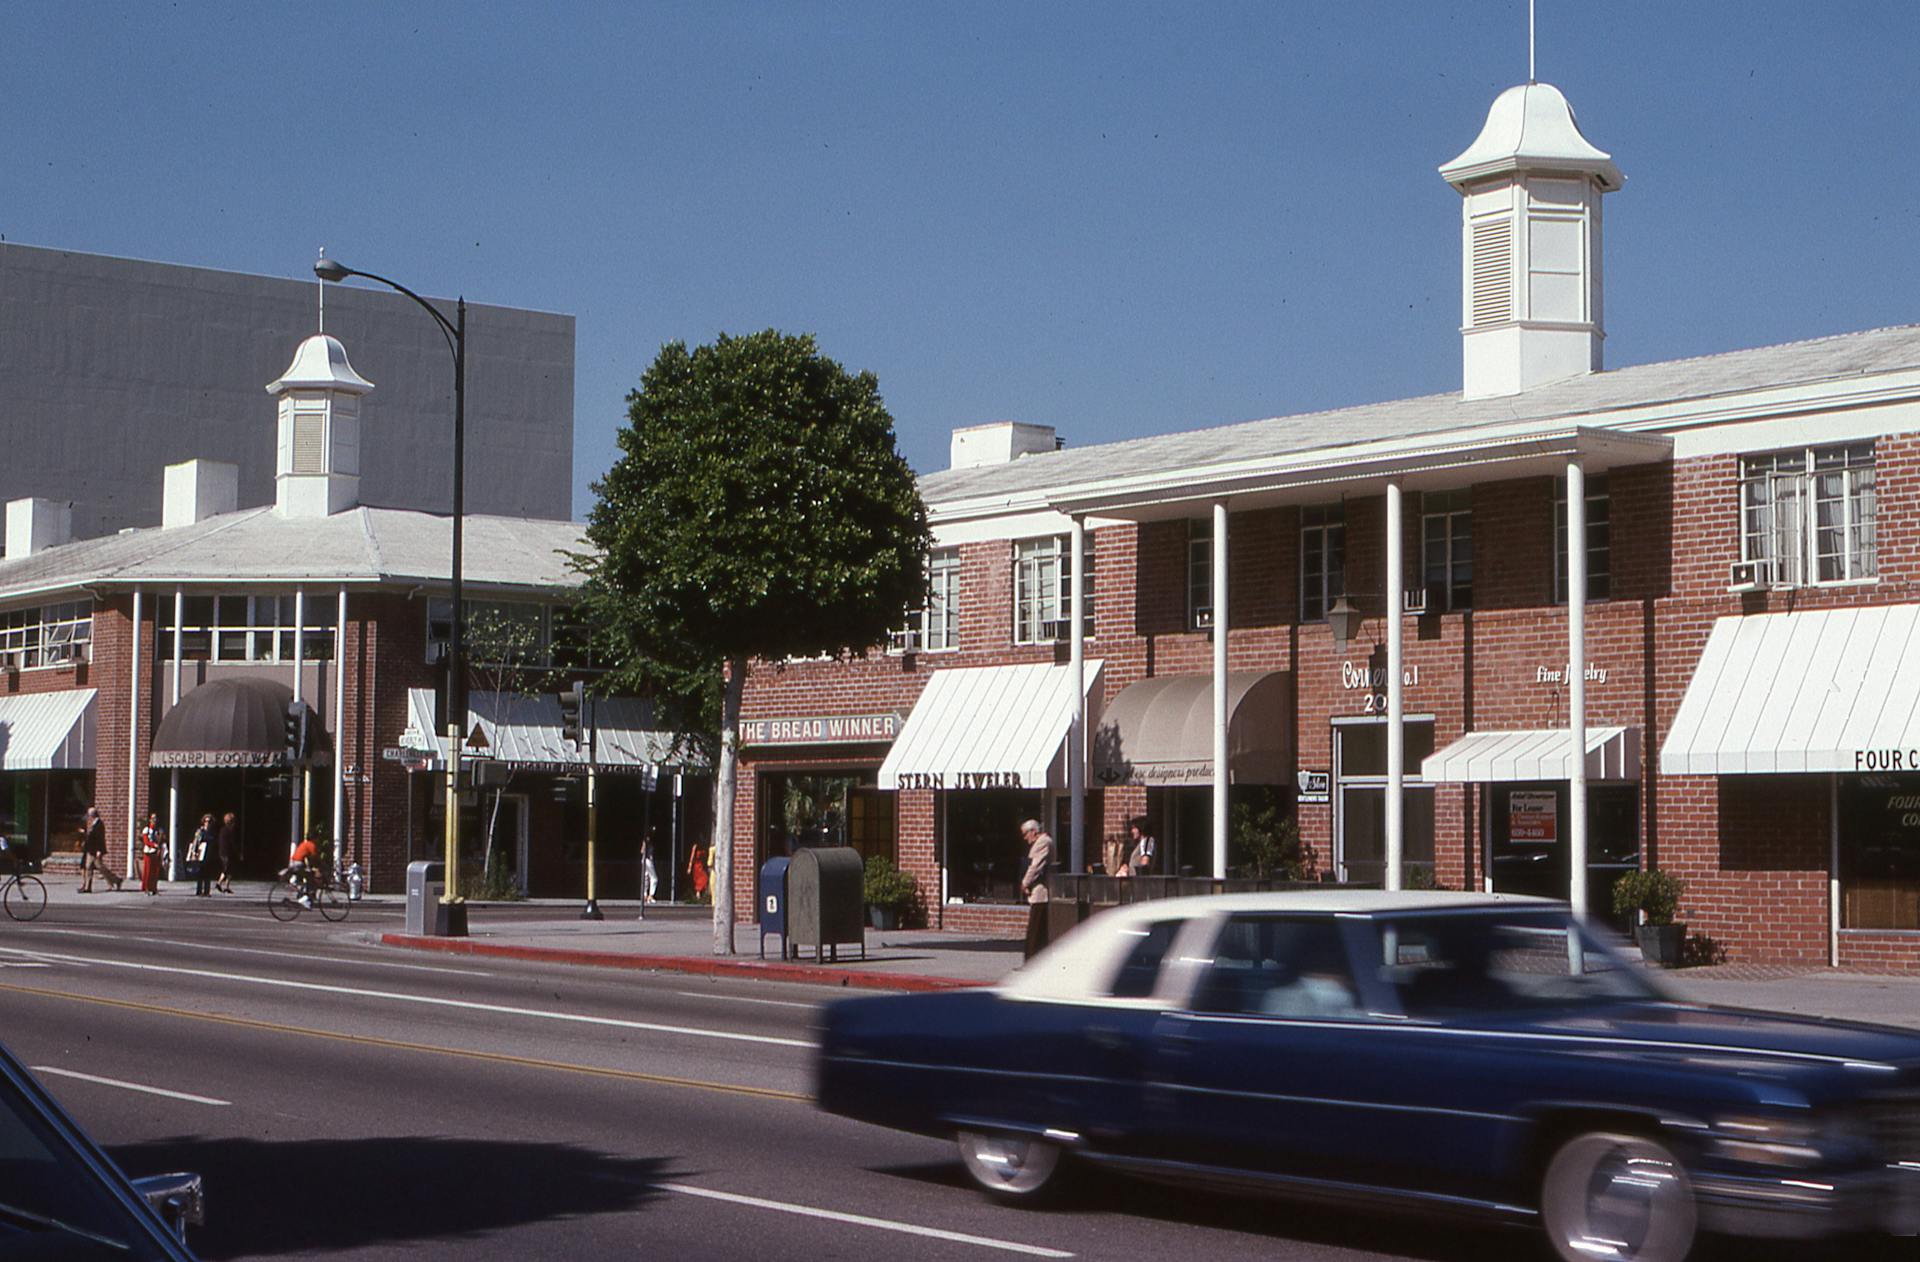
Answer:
[267, 869, 348, 923]
[1, 861, 46, 922]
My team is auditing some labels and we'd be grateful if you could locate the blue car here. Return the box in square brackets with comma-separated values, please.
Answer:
[815, 891, 1920, 1262]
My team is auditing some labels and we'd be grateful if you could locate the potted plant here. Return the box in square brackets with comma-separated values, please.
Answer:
[1612, 869, 1686, 966]
[862, 854, 917, 930]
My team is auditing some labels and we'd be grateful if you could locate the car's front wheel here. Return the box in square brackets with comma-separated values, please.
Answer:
[956, 1130, 1063, 1202]
[1540, 1130, 1697, 1262]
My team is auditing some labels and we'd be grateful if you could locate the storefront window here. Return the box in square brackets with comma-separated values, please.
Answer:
[1487, 783, 1639, 924]
[758, 771, 894, 867]
[945, 788, 1044, 903]
[1840, 776, 1920, 930]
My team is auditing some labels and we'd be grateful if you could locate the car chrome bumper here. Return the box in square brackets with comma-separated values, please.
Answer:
[1695, 1162, 1920, 1239]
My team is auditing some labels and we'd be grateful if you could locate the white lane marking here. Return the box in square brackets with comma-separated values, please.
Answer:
[36, 928, 495, 978]
[32, 1066, 230, 1106]
[659, 1184, 1073, 1258]
[0, 947, 814, 1050]
[0, 962, 49, 970]
[674, 991, 817, 1010]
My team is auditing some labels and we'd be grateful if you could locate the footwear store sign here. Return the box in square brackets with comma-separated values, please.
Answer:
[740, 712, 903, 747]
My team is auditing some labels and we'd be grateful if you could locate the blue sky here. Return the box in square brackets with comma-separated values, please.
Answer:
[4, 3, 1916, 515]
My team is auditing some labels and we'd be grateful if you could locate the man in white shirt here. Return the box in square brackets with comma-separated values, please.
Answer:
[1126, 816, 1158, 878]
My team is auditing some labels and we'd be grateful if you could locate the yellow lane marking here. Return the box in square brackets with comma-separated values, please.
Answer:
[0, 979, 810, 1103]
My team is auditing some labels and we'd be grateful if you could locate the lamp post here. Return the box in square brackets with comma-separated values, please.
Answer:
[316, 254, 468, 934]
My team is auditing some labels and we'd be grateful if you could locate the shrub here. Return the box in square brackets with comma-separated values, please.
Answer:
[1612, 869, 1684, 926]
[862, 854, 916, 910]
[1229, 797, 1304, 880]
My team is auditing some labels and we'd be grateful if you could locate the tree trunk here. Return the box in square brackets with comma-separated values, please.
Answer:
[712, 656, 745, 955]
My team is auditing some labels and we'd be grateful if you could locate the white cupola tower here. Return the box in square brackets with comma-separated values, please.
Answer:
[266, 333, 374, 517]
[1440, 82, 1622, 400]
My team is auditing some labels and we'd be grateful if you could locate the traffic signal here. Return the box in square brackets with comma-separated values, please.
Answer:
[560, 680, 584, 746]
[283, 701, 310, 762]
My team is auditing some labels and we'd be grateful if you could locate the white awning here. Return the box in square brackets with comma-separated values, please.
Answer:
[1423, 726, 1639, 782]
[0, 689, 96, 771]
[1093, 671, 1292, 786]
[879, 660, 1104, 792]
[401, 690, 687, 774]
[1661, 605, 1920, 776]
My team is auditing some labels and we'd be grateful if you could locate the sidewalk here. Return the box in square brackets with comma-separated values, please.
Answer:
[380, 909, 1022, 993]
[379, 907, 1920, 1020]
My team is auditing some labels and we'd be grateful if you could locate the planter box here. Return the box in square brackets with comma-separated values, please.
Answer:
[1635, 923, 1686, 967]
[868, 905, 898, 931]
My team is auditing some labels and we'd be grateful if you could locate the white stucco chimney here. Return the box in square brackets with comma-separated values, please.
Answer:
[3, 498, 74, 559]
[162, 459, 240, 528]
[267, 333, 374, 518]
[1441, 83, 1622, 400]
[949, 421, 1059, 470]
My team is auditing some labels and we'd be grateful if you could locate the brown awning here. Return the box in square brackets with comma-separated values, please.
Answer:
[150, 677, 322, 769]
[1092, 671, 1292, 788]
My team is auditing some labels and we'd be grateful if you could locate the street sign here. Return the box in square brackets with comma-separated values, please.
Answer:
[466, 724, 490, 750]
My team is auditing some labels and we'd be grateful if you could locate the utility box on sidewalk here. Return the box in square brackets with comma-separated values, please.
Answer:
[786, 846, 866, 963]
[406, 861, 446, 936]
[758, 857, 790, 959]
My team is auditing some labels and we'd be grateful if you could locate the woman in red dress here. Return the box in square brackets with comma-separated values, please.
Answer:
[138, 813, 165, 895]
[687, 842, 710, 903]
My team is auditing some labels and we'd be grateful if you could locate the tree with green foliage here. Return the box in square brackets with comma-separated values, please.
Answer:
[574, 330, 930, 953]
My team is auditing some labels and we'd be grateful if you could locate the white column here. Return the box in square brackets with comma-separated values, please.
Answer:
[1067, 515, 1087, 873]
[1829, 774, 1841, 967]
[333, 587, 348, 876]
[1566, 458, 1589, 915]
[292, 590, 305, 847]
[1385, 482, 1405, 891]
[1212, 500, 1230, 878]
[127, 588, 143, 869]
[168, 589, 183, 880]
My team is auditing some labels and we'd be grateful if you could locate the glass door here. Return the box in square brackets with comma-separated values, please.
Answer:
[1333, 719, 1435, 886]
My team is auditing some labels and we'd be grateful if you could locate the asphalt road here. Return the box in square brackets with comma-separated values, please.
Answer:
[0, 895, 1896, 1260]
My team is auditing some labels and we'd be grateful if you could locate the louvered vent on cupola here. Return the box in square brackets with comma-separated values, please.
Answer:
[1469, 218, 1514, 327]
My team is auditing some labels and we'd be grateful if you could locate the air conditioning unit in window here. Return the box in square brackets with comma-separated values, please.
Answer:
[1192, 607, 1213, 630]
[888, 628, 920, 654]
[1402, 585, 1436, 615]
[1728, 559, 1767, 593]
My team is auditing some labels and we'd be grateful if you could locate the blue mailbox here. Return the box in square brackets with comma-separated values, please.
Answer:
[758, 857, 791, 959]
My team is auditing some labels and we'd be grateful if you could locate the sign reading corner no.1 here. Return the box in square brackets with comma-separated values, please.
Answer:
[739, 712, 903, 747]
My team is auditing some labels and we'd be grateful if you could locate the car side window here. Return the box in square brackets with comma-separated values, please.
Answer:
[1191, 915, 1363, 1019]
[1104, 919, 1183, 998]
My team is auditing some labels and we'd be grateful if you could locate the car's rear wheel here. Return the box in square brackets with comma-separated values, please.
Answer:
[1540, 1130, 1697, 1262]
[956, 1130, 1063, 1202]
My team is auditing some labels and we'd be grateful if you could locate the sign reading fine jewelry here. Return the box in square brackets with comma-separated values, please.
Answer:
[739, 712, 904, 747]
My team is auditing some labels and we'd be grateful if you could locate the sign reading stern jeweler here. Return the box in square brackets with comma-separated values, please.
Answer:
[739, 712, 904, 747]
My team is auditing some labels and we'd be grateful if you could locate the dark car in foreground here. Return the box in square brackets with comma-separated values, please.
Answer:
[816, 891, 1920, 1262]
[0, 1035, 204, 1259]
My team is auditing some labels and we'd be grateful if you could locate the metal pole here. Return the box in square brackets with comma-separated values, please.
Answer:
[168, 588, 183, 881]
[1567, 458, 1589, 916]
[1068, 515, 1086, 873]
[638, 766, 653, 922]
[583, 698, 602, 920]
[671, 772, 682, 903]
[1211, 500, 1230, 878]
[446, 298, 467, 912]
[1385, 481, 1405, 891]
[333, 587, 347, 875]
[127, 588, 142, 872]
[294, 590, 308, 844]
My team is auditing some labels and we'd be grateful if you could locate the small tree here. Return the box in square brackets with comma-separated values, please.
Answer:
[575, 331, 930, 953]
[1230, 793, 1304, 881]
[463, 604, 548, 896]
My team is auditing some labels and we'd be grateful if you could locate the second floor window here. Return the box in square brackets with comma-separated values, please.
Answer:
[1421, 489, 1473, 610]
[160, 595, 333, 662]
[1741, 442, 1876, 586]
[893, 548, 960, 652]
[1553, 475, 1611, 602]
[428, 598, 552, 667]
[1301, 504, 1346, 621]
[0, 600, 92, 669]
[1014, 535, 1094, 645]
[1188, 518, 1212, 629]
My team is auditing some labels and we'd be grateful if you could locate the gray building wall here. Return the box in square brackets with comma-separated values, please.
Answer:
[0, 243, 574, 548]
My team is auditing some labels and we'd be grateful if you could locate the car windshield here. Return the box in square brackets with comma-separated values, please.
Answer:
[1368, 910, 1667, 1018]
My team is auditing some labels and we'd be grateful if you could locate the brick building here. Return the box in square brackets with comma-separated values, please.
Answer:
[733, 81, 1920, 969]
[0, 330, 703, 899]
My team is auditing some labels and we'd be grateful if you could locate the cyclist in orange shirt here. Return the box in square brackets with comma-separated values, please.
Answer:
[283, 838, 323, 907]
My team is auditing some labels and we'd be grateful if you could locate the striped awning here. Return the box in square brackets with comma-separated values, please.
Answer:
[1662, 605, 1920, 775]
[1423, 726, 1639, 782]
[0, 689, 96, 771]
[879, 660, 1104, 792]
[402, 690, 686, 774]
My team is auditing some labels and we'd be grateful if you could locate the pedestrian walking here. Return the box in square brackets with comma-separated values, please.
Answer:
[640, 834, 659, 905]
[77, 806, 123, 893]
[686, 841, 710, 904]
[189, 814, 215, 896]
[1019, 818, 1053, 960]
[213, 811, 238, 894]
[138, 813, 165, 895]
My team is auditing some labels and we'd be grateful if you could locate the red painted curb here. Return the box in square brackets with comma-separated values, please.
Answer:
[378, 933, 987, 993]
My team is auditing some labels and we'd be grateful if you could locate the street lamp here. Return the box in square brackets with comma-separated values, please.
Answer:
[316, 252, 469, 936]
